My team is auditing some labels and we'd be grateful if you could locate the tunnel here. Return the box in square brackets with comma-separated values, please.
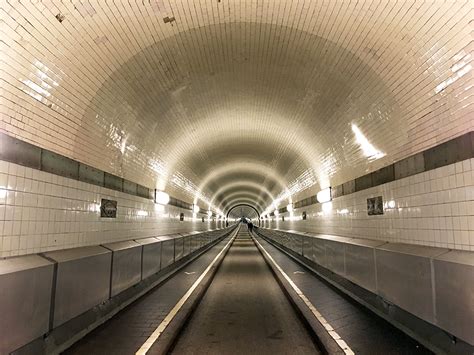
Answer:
[0, 1, 473, 354]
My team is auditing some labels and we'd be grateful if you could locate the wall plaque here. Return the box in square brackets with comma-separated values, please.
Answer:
[100, 199, 117, 218]
[367, 196, 384, 215]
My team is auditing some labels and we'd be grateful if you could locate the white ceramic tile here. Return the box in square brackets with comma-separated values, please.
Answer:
[1, 1, 472, 252]
[263, 158, 474, 250]
[1, 0, 472, 211]
[0, 161, 226, 256]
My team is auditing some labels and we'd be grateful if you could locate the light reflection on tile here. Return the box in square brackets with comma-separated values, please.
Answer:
[264, 159, 474, 251]
[1, 1, 472, 253]
[0, 162, 225, 257]
[1, 1, 472, 211]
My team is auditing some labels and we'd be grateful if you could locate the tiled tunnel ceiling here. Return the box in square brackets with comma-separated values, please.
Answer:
[1, 1, 472, 214]
[227, 204, 259, 221]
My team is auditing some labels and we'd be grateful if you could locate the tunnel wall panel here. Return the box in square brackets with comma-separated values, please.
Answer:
[394, 152, 425, 180]
[104, 173, 124, 192]
[375, 244, 444, 324]
[324, 238, 347, 275]
[0, 255, 54, 355]
[262, 157, 474, 251]
[159, 236, 176, 268]
[183, 235, 191, 257]
[0, 133, 42, 170]
[344, 241, 385, 293]
[41, 150, 79, 180]
[123, 179, 138, 195]
[174, 235, 185, 261]
[302, 236, 312, 259]
[78, 163, 105, 186]
[43, 246, 112, 328]
[433, 251, 474, 344]
[371, 165, 395, 186]
[135, 237, 162, 280]
[0, 159, 227, 257]
[186, 232, 201, 252]
[257, 227, 474, 345]
[311, 237, 327, 267]
[0, 227, 236, 353]
[103, 241, 142, 297]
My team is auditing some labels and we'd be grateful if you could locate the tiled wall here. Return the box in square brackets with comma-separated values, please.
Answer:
[1, 1, 472, 207]
[0, 160, 225, 257]
[262, 158, 474, 251]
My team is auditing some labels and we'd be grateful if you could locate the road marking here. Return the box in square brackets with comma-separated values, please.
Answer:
[184, 271, 196, 275]
[135, 233, 236, 355]
[253, 237, 355, 355]
[293, 271, 305, 274]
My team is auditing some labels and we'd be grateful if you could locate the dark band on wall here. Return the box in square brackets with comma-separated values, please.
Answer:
[0, 132, 193, 210]
[1, 131, 473, 213]
[293, 131, 474, 210]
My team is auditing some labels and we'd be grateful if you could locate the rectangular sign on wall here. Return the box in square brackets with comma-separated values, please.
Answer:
[100, 199, 117, 218]
[367, 196, 384, 215]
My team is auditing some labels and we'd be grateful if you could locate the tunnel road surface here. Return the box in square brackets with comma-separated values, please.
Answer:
[167, 226, 321, 355]
[65, 224, 429, 355]
[65, 232, 236, 355]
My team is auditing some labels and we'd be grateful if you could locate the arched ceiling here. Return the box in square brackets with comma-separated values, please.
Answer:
[218, 191, 267, 211]
[1, 1, 472, 215]
[227, 204, 260, 221]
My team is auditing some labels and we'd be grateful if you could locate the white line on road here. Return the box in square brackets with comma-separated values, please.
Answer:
[135, 233, 236, 355]
[253, 237, 355, 355]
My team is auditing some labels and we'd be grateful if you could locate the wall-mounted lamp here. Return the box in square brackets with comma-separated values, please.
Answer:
[193, 205, 200, 213]
[287, 203, 294, 212]
[317, 187, 332, 203]
[155, 190, 170, 205]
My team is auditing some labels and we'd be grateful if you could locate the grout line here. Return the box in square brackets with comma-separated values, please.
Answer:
[135, 230, 237, 355]
[253, 236, 355, 355]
